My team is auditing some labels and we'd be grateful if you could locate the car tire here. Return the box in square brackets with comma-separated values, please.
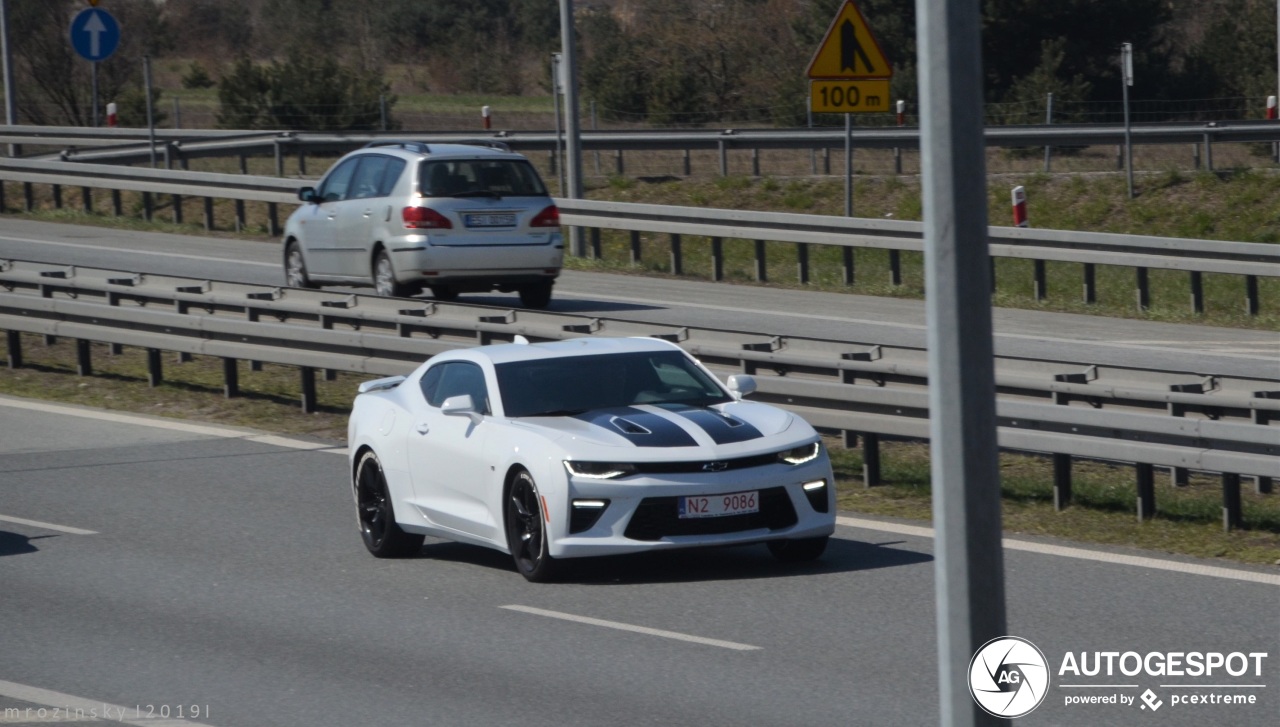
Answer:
[767, 535, 829, 562]
[518, 281, 553, 309]
[284, 240, 317, 289]
[354, 450, 424, 558]
[430, 285, 458, 302]
[373, 250, 416, 298]
[505, 469, 561, 582]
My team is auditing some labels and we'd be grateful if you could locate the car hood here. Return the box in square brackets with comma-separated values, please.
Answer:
[510, 401, 799, 452]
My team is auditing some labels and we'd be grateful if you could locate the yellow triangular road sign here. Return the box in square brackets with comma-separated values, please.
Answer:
[806, 0, 892, 80]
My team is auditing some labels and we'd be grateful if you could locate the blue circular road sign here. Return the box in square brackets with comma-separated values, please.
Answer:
[69, 7, 121, 62]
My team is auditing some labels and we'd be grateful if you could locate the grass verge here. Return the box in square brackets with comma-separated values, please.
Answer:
[2, 333, 1277, 567]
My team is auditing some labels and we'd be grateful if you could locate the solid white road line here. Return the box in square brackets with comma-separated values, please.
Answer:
[501, 605, 762, 651]
[836, 516, 1280, 587]
[0, 235, 277, 267]
[0, 397, 348, 456]
[0, 514, 96, 536]
[0, 679, 218, 727]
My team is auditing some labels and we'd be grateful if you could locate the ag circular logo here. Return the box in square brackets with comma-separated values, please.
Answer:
[969, 636, 1050, 718]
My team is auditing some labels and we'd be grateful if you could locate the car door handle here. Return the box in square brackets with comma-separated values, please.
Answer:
[415, 422, 430, 435]
[363, 208, 373, 218]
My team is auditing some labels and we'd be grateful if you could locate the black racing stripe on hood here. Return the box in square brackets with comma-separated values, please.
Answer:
[572, 407, 698, 448]
[655, 404, 765, 445]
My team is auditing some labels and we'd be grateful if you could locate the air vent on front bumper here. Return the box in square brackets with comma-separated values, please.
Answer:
[623, 487, 797, 541]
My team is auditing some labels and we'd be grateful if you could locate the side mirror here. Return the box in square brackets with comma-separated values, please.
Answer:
[298, 186, 318, 203]
[727, 375, 756, 400]
[441, 394, 483, 424]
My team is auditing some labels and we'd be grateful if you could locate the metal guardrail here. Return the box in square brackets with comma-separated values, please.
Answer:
[2, 158, 1277, 313]
[0, 261, 1275, 530]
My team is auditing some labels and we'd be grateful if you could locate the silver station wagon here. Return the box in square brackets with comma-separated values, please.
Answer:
[283, 141, 563, 308]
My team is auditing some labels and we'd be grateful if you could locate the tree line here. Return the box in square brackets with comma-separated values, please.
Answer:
[4, 0, 1278, 130]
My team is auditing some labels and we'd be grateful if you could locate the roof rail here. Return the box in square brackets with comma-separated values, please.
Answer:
[362, 140, 431, 154]
[457, 139, 512, 153]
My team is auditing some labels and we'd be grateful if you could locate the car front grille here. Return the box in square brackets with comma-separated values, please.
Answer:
[631, 453, 778, 474]
[623, 486, 797, 541]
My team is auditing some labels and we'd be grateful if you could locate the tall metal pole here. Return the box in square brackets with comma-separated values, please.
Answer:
[1121, 43, 1134, 199]
[914, 0, 1007, 725]
[844, 113, 853, 216]
[144, 54, 156, 168]
[91, 62, 99, 127]
[1042, 92, 1053, 172]
[1, 0, 18, 156]
[558, 0, 586, 257]
[551, 54, 564, 194]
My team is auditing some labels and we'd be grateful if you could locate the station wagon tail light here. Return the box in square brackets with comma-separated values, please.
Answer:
[403, 206, 452, 229]
[779, 442, 821, 465]
[530, 205, 560, 228]
[564, 460, 635, 479]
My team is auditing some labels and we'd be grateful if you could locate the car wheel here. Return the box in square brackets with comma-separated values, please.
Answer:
[518, 281, 553, 309]
[767, 535, 829, 562]
[284, 241, 316, 289]
[430, 285, 458, 302]
[354, 450, 424, 558]
[505, 470, 561, 582]
[373, 250, 415, 298]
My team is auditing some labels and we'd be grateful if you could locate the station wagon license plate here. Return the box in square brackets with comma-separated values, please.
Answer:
[678, 490, 759, 519]
[464, 213, 516, 228]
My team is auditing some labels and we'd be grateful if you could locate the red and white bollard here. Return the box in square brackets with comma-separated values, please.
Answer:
[106, 102, 118, 128]
[1012, 185, 1028, 228]
[1267, 96, 1277, 121]
[481, 105, 491, 130]
[896, 99, 905, 127]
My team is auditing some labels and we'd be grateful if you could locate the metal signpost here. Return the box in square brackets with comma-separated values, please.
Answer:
[1121, 42, 1135, 199]
[914, 0, 1007, 725]
[806, 0, 893, 218]
[1, 0, 17, 156]
[69, 1, 121, 128]
[557, 0, 585, 257]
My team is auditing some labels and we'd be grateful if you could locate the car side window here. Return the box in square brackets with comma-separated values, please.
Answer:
[318, 157, 359, 202]
[421, 362, 491, 415]
[349, 155, 392, 200]
[377, 158, 406, 197]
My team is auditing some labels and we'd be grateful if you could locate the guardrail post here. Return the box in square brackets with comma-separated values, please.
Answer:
[141, 192, 153, 221]
[267, 203, 280, 237]
[273, 140, 284, 177]
[718, 140, 727, 177]
[822, 147, 830, 175]
[1135, 267, 1150, 310]
[1222, 472, 1242, 532]
[1136, 462, 1155, 521]
[80, 187, 91, 213]
[1033, 259, 1047, 300]
[751, 148, 760, 176]
[861, 432, 881, 487]
[754, 240, 767, 282]
[298, 149, 307, 176]
[223, 358, 239, 398]
[250, 360, 262, 372]
[796, 243, 809, 285]
[109, 343, 122, 355]
[1245, 275, 1259, 316]
[300, 366, 317, 413]
[669, 233, 682, 275]
[238, 155, 248, 174]
[6, 330, 21, 369]
[548, 150, 557, 175]
[172, 194, 183, 224]
[1257, 476, 1273, 495]
[1204, 133, 1213, 171]
[1170, 466, 1189, 487]
[146, 348, 163, 387]
[324, 369, 337, 382]
[1189, 271, 1203, 314]
[1082, 263, 1096, 303]
[51, 184, 62, 209]
[1053, 453, 1072, 510]
[629, 231, 642, 265]
[613, 150, 624, 175]
[889, 249, 902, 286]
[711, 237, 723, 281]
[842, 247, 854, 286]
[0, 182, 6, 211]
[75, 339, 92, 376]
[111, 189, 122, 216]
[203, 197, 214, 231]
[234, 199, 246, 232]
[589, 227, 601, 259]
[682, 149, 691, 176]
[22, 182, 32, 212]
[842, 431, 858, 449]
[1192, 143, 1201, 170]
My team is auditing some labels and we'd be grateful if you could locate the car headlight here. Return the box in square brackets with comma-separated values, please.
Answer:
[563, 461, 636, 479]
[778, 441, 821, 465]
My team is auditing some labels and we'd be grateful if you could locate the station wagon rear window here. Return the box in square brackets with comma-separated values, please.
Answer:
[420, 159, 548, 198]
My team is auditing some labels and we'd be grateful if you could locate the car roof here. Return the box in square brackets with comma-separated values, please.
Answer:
[458, 336, 684, 366]
[353, 142, 523, 162]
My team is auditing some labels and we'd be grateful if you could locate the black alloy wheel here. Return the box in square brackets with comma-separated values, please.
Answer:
[505, 470, 560, 582]
[355, 451, 424, 558]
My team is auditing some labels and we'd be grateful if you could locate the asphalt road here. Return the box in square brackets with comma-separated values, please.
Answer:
[0, 399, 1276, 727]
[0, 218, 1276, 382]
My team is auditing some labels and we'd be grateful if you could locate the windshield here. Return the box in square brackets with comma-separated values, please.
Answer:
[496, 351, 733, 417]
[420, 159, 548, 198]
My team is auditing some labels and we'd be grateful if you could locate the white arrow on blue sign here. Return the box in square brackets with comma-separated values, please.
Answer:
[69, 7, 121, 62]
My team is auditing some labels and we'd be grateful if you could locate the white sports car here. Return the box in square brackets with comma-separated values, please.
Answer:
[346, 336, 837, 581]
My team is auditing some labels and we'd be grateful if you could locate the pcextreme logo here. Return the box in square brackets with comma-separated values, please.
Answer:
[969, 637, 1270, 718]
